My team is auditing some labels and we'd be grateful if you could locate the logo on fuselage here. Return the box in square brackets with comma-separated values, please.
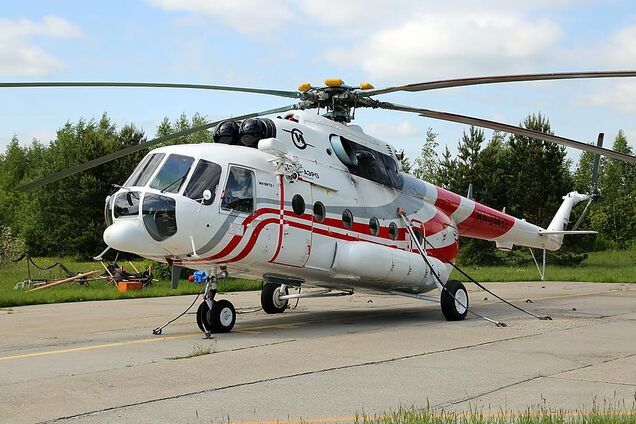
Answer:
[283, 128, 313, 150]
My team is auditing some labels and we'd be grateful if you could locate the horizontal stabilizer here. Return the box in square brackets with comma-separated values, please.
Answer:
[539, 230, 598, 235]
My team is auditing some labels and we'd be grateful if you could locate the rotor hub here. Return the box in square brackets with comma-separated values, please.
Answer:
[297, 80, 379, 122]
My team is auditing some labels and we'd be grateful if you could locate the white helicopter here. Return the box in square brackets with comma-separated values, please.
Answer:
[5, 72, 636, 333]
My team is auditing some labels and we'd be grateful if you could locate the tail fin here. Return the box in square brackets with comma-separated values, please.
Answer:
[545, 191, 593, 247]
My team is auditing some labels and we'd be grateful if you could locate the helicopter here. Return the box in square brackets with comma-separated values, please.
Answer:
[3, 71, 636, 333]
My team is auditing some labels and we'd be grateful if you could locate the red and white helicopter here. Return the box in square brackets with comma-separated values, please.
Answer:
[5, 72, 636, 333]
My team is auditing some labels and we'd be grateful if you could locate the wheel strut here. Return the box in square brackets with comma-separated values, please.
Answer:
[196, 272, 237, 334]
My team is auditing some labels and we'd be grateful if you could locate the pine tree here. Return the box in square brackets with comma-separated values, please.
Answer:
[507, 113, 572, 227]
[413, 127, 439, 183]
[436, 146, 457, 190]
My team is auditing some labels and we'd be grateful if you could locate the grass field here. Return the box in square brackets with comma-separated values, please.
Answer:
[1, 249, 633, 308]
[353, 404, 636, 424]
[0, 257, 260, 308]
[451, 249, 636, 283]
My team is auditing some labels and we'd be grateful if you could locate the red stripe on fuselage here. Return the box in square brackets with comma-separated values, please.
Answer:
[189, 207, 279, 263]
[268, 175, 285, 263]
[424, 209, 453, 236]
[435, 187, 462, 216]
[184, 203, 459, 265]
[457, 203, 515, 239]
[225, 217, 279, 263]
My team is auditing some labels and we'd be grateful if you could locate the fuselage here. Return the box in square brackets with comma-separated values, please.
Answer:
[103, 110, 561, 295]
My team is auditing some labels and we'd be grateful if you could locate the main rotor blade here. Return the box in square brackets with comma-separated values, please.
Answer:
[17, 104, 298, 191]
[378, 102, 636, 164]
[361, 71, 636, 96]
[0, 82, 301, 99]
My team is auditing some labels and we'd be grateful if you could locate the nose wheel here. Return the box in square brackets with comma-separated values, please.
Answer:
[196, 276, 236, 334]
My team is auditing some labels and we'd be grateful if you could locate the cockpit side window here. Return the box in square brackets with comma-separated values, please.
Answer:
[125, 153, 165, 187]
[183, 160, 222, 205]
[222, 166, 255, 213]
[149, 154, 194, 193]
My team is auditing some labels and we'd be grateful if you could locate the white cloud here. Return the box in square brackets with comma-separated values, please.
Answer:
[0, 16, 83, 76]
[146, 0, 294, 35]
[583, 81, 636, 113]
[325, 12, 562, 81]
[365, 120, 422, 139]
[602, 24, 636, 68]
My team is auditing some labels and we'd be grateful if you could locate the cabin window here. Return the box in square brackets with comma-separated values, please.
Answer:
[149, 154, 194, 193]
[222, 166, 255, 213]
[183, 160, 222, 205]
[342, 209, 353, 229]
[369, 217, 380, 236]
[126, 153, 165, 187]
[389, 222, 398, 240]
[313, 201, 326, 222]
[292, 194, 305, 216]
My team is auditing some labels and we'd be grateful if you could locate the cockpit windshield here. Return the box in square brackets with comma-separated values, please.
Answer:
[149, 154, 194, 193]
[125, 153, 165, 187]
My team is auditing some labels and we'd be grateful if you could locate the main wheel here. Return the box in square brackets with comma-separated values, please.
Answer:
[206, 299, 236, 333]
[440, 280, 468, 321]
[261, 283, 289, 314]
[196, 301, 211, 332]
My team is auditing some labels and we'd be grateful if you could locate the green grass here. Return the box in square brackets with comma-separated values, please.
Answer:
[1, 249, 633, 308]
[353, 404, 636, 424]
[167, 342, 217, 360]
[0, 257, 261, 308]
[451, 249, 636, 283]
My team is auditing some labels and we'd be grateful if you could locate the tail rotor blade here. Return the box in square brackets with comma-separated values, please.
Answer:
[591, 133, 603, 191]
[572, 132, 605, 230]
[572, 198, 594, 231]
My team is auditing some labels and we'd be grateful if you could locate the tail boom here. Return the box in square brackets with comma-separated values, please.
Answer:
[432, 187, 593, 252]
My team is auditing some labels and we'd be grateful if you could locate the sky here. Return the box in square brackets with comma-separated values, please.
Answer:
[1, 0, 635, 167]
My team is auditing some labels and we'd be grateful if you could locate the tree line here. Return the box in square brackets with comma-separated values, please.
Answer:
[0, 112, 634, 264]
[0, 113, 211, 258]
[403, 113, 635, 263]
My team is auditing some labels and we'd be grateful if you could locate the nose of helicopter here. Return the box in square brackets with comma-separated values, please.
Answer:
[103, 219, 172, 257]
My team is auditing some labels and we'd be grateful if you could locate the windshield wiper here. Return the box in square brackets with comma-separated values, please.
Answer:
[160, 173, 188, 193]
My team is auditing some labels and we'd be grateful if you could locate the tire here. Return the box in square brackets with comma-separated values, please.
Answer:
[261, 284, 289, 314]
[440, 280, 468, 321]
[196, 301, 211, 332]
[206, 299, 236, 333]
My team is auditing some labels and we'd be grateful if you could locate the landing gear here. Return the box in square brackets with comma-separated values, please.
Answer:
[207, 299, 236, 333]
[441, 280, 468, 321]
[196, 301, 210, 332]
[261, 283, 289, 314]
[196, 274, 237, 333]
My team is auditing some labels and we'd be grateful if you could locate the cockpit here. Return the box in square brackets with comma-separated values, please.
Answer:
[104, 149, 254, 256]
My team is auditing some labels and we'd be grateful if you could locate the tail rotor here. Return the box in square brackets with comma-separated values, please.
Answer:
[572, 133, 603, 230]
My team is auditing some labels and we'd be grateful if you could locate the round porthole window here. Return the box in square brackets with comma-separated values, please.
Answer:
[389, 222, 398, 240]
[342, 209, 353, 229]
[292, 194, 305, 216]
[369, 217, 380, 236]
[313, 201, 326, 222]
